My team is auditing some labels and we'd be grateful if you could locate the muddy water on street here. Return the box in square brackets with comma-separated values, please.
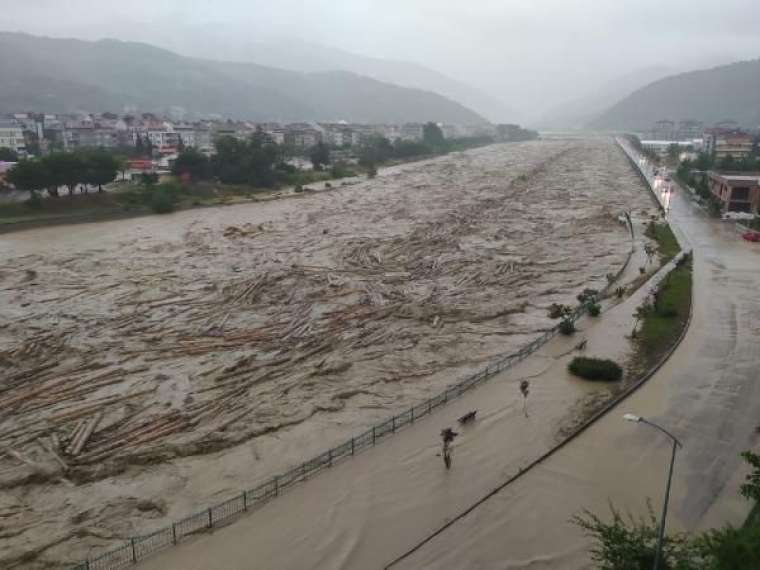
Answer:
[0, 139, 654, 567]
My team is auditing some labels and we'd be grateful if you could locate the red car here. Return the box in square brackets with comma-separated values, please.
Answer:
[743, 231, 760, 243]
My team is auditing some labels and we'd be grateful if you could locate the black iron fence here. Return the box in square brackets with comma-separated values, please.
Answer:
[69, 242, 634, 570]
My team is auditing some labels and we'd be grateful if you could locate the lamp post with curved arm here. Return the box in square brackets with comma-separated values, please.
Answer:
[623, 413, 683, 570]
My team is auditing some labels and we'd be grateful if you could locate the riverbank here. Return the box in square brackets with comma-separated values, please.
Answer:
[0, 141, 499, 235]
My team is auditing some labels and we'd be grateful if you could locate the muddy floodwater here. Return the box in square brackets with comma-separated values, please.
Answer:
[0, 139, 653, 568]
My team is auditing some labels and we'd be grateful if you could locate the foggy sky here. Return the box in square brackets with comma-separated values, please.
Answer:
[3, 0, 760, 120]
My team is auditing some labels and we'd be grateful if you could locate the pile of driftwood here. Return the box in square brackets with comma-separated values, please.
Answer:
[0, 151, 579, 478]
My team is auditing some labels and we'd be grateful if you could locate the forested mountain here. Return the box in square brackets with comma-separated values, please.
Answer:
[0, 32, 487, 124]
[589, 59, 760, 130]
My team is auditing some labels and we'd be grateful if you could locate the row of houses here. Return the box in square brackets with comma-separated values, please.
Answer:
[0, 113, 497, 158]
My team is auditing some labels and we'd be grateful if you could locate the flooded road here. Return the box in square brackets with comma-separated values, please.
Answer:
[0, 139, 654, 567]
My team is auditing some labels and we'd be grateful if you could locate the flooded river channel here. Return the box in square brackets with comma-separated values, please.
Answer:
[0, 139, 654, 567]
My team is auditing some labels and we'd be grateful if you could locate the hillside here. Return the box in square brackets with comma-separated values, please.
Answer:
[535, 66, 672, 130]
[0, 32, 487, 124]
[589, 59, 760, 130]
[194, 37, 520, 123]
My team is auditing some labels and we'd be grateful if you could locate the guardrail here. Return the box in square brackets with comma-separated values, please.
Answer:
[68, 235, 635, 570]
[616, 138, 669, 213]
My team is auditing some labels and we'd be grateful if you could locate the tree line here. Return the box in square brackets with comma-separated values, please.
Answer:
[172, 123, 496, 187]
[172, 131, 287, 187]
[356, 122, 496, 173]
[6, 150, 121, 197]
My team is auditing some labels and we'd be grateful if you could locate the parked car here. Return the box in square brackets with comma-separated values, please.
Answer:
[742, 230, 760, 243]
[723, 211, 756, 220]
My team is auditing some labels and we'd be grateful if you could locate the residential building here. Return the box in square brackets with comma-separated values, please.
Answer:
[640, 140, 692, 157]
[264, 129, 286, 145]
[213, 121, 254, 141]
[143, 123, 180, 156]
[284, 127, 322, 148]
[0, 119, 26, 155]
[707, 171, 760, 214]
[400, 123, 424, 141]
[677, 120, 704, 140]
[441, 124, 462, 139]
[704, 128, 753, 160]
[174, 124, 197, 148]
[651, 119, 676, 140]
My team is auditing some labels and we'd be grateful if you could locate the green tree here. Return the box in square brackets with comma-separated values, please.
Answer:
[573, 503, 700, 570]
[667, 144, 680, 164]
[740, 451, 760, 503]
[697, 525, 760, 569]
[393, 139, 431, 159]
[172, 148, 210, 181]
[309, 142, 331, 170]
[211, 134, 280, 188]
[44, 152, 86, 196]
[0, 147, 19, 162]
[692, 152, 713, 171]
[718, 154, 735, 171]
[423, 122, 446, 148]
[358, 135, 394, 167]
[83, 150, 119, 192]
[7, 159, 52, 197]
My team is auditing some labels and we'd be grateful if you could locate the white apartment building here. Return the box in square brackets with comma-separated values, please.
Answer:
[0, 120, 26, 155]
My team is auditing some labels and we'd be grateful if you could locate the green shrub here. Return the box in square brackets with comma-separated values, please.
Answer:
[559, 319, 576, 336]
[568, 357, 623, 381]
[588, 303, 601, 317]
[150, 188, 175, 214]
[656, 300, 678, 318]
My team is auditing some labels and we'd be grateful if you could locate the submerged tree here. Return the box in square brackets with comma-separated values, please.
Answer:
[309, 141, 331, 170]
[423, 122, 446, 148]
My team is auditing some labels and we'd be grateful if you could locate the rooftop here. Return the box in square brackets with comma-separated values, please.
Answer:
[709, 171, 760, 184]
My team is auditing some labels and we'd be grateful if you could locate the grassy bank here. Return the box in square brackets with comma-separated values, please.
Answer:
[645, 220, 680, 263]
[632, 253, 692, 371]
[0, 173, 360, 233]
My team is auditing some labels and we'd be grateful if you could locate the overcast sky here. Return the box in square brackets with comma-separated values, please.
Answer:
[3, 0, 760, 119]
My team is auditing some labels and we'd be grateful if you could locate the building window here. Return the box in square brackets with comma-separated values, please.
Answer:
[731, 187, 750, 201]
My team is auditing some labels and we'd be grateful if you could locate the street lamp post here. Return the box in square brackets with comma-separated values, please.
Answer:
[623, 413, 682, 570]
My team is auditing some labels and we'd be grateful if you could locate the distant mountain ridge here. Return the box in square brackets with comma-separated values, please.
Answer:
[589, 59, 760, 130]
[195, 37, 520, 123]
[535, 66, 673, 129]
[0, 32, 487, 124]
